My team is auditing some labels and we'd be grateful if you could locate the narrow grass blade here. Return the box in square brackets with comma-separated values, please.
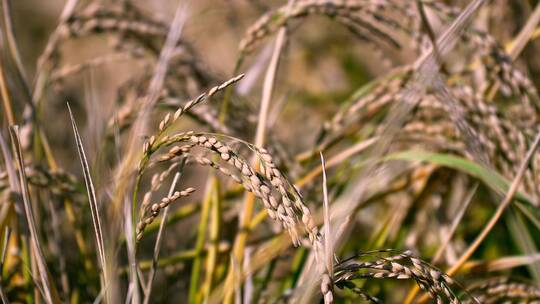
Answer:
[0, 131, 18, 194]
[67, 104, 109, 301]
[320, 152, 334, 304]
[385, 151, 535, 204]
[0, 0, 32, 104]
[9, 126, 59, 304]
[0, 227, 10, 304]
[467, 253, 540, 272]
[320, 152, 333, 278]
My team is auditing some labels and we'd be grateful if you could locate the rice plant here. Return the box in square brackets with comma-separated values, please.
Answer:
[1, 0, 540, 303]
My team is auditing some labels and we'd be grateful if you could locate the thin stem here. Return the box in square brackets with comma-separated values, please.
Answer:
[0, 227, 11, 304]
[202, 178, 222, 302]
[143, 169, 182, 304]
[432, 183, 478, 264]
[411, 129, 540, 304]
[486, 1, 540, 100]
[225, 1, 293, 301]
[0, 65, 15, 125]
[9, 126, 58, 304]
[447, 130, 540, 276]
[188, 177, 215, 303]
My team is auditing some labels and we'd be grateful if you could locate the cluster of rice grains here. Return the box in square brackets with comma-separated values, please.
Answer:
[466, 278, 540, 303]
[137, 101, 326, 249]
[2, 0, 540, 303]
[334, 250, 468, 304]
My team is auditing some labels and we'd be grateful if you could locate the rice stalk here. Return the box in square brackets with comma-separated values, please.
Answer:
[225, 0, 292, 299]
[142, 167, 182, 304]
[187, 176, 214, 304]
[201, 177, 222, 302]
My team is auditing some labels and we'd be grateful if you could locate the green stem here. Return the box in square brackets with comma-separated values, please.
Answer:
[188, 177, 214, 303]
[202, 178, 221, 302]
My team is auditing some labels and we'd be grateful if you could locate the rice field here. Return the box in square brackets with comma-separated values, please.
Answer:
[1, 0, 540, 303]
